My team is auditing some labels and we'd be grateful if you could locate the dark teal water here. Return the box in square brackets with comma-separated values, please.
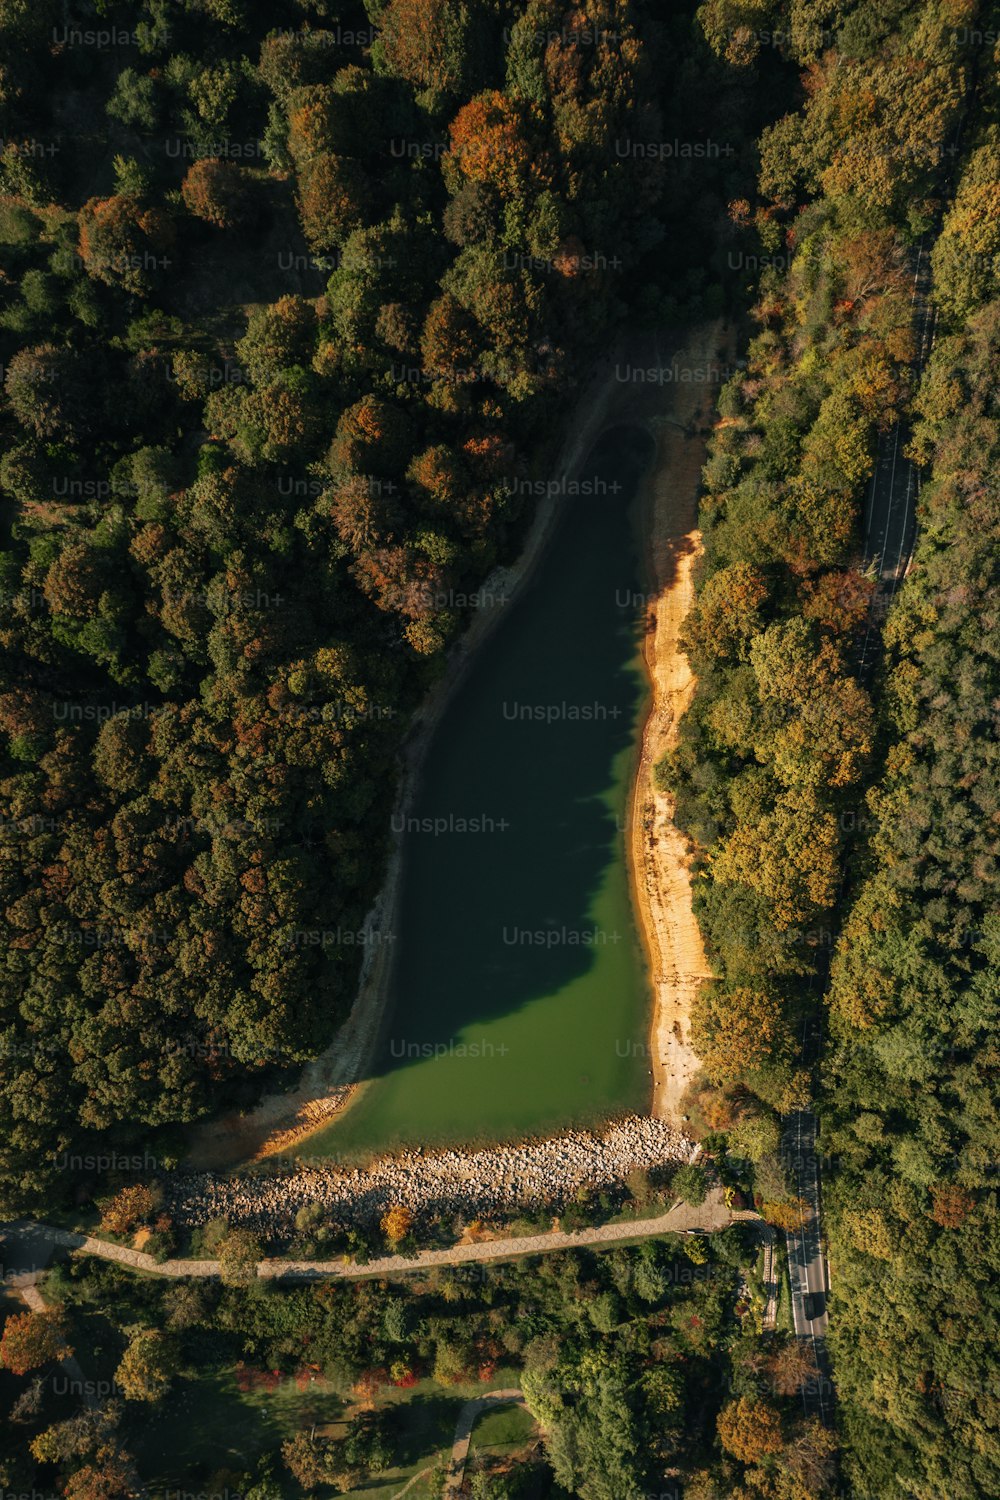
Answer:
[308, 427, 655, 1159]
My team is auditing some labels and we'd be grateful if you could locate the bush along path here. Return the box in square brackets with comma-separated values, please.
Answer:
[2, 1189, 758, 1285]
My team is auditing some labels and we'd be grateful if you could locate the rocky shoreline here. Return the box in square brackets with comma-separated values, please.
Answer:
[170, 1116, 694, 1235]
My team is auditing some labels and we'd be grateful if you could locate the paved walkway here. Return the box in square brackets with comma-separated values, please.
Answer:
[444, 1390, 525, 1497]
[761, 1232, 777, 1331]
[3, 1192, 759, 1284]
[10, 1266, 94, 1408]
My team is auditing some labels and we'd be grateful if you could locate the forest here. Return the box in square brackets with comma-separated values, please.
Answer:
[822, 42, 1000, 1500]
[670, 0, 982, 1209]
[671, 1, 1000, 1497]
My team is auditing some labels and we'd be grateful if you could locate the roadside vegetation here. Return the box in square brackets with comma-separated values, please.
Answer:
[823, 41, 1000, 1500]
[669, 3, 1000, 1496]
[669, 0, 975, 1231]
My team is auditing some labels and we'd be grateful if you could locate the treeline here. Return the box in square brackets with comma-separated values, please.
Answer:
[0, 0, 764, 1210]
[669, 0, 972, 1217]
[822, 31, 1000, 1498]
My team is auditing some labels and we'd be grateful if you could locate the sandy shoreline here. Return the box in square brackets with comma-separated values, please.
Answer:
[627, 324, 725, 1127]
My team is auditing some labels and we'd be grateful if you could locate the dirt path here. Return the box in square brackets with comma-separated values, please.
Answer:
[5, 1188, 758, 1283]
[628, 324, 730, 1127]
[444, 1390, 526, 1498]
[15, 1272, 95, 1409]
[390, 1465, 436, 1499]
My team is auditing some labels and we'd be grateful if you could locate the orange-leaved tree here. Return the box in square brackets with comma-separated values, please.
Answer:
[0, 1311, 71, 1376]
[448, 91, 537, 198]
[717, 1395, 785, 1465]
[380, 0, 492, 94]
[78, 194, 174, 294]
[100, 1184, 158, 1236]
[181, 158, 255, 229]
[691, 985, 786, 1084]
[380, 1204, 414, 1244]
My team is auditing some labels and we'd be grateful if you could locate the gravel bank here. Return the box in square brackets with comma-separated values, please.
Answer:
[170, 1115, 694, 1235]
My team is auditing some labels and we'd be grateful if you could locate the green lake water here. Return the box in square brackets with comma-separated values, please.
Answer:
[306, 426, 656, 1161]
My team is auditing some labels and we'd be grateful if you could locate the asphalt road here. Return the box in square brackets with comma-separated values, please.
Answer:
[859, 238, 936, 667]
[782, 1111, 834, 1423]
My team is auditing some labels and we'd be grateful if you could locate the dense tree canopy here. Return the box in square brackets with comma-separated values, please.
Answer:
[671, 6, 1000, 1495]
[670, 0, 972, 1142]
[823, 105, 1000, 1498]
[0, 1230, 793, 1496]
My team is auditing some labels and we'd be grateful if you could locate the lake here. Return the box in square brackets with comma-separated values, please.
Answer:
[305, 425, 656, 1160]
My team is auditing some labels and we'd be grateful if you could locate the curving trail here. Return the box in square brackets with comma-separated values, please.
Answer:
[2, 1189, 758, 1284]
[443, 1390, 527, 1498]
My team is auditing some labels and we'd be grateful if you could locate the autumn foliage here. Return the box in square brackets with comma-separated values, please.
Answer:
[380, 1203, 414, 1244]
[99, 1184, 157, 1236]
[760, 1197, 811, 1232]
[329, 476, 399, 551]
[380, 0, 485, 93]
[0, 1311, 71, 1376]
[717, 1395, 785, 1465]
[420, 293, 479, 379]
[329, 395, 412, 478]
[691, 985, 786, 1085]
[684, 561, 768, 660]
[181, 158, 255, 230]
[297, 155, 368, 251]
[78, 194, 174, 294]
[63, 1457, 134, 1500]
[448, 91, 535, 196]
[929, 1183, 975, 1229]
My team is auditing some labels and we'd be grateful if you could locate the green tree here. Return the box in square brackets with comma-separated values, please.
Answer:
[116, 1329, 178, 1403]
[218, 1229, 262, 1286]
[107, 68, 160, 130]
[673, 1163, 708, 1207]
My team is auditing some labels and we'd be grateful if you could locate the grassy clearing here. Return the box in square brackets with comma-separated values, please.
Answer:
[128, 1363, 525, 1496]
[127, 1365, 343, 1487]
[468, 1400, 536, 1460]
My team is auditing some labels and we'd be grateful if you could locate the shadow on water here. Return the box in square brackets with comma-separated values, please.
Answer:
[310, 423, 658, 1157]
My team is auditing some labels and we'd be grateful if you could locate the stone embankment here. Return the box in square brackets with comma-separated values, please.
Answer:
[170, 1116, 694, 1235]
